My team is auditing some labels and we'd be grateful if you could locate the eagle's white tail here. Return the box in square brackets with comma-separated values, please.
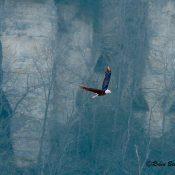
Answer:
[92, 94, 98, 99]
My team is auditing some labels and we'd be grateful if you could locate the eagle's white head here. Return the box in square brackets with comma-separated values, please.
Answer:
[105, 89, 111, 94]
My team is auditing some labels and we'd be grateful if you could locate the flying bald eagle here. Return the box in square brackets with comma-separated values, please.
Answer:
[81, 66, 111, 98]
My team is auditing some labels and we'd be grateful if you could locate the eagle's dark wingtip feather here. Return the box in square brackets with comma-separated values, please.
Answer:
[80, 86, 88, 91]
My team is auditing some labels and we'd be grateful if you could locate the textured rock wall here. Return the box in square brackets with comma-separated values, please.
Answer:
[142, 0, 175, 138]
[1, 1, 175, 174]
[52, 1, 97, 124]
[0, 0, 57, 167]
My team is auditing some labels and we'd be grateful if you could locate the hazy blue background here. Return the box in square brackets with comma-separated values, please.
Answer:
[1, 0, 175, 174]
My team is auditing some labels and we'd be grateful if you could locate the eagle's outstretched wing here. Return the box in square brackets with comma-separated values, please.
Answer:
[80, 86, 104, 94]
[102, 66, 111, 91]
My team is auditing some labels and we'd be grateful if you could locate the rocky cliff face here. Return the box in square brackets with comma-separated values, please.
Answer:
[1, 0, 175, 175]
[0, 0, 99, 170]
[53, 1, 95, 124]
[139, 2, 175, 173]
[0, 0, 57, 168]
[142, 0, 175, 138]
[46, 1, 101, 174]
